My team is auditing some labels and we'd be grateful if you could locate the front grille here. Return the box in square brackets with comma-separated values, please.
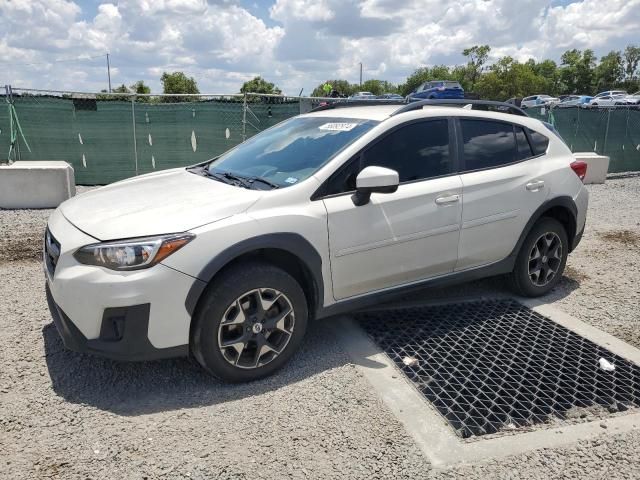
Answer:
[44, 228, 61, 277]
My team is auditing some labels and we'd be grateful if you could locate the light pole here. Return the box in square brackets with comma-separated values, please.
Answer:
[106, 53, 112, 93]
[359, 62, 362, 86]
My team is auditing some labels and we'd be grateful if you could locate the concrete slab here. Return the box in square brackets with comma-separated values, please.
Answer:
[573, 152, 609, 184]
[332, 297, 640, 467]
[0, 161, 75, 209]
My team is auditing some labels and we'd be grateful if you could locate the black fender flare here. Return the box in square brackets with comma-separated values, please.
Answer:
[508, 195, 578, 262]
[184, 233, 324, 317]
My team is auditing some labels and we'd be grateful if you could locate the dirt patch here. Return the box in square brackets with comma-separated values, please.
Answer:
[598, 229, 640, 248]
[0, 235, 43, 263]
[564, 265, 590, 283]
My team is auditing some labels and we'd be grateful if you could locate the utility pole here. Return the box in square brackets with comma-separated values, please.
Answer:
[106, 53, 112, 93]
[359, 62, 363, 86]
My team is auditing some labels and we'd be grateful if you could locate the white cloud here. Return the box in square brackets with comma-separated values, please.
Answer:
[0, 0, 639, 95]
[270, 0, 335, 21]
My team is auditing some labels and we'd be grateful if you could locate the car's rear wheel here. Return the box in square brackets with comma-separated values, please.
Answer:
[191, 262, 308, 382]
[510, 217, 568, 297]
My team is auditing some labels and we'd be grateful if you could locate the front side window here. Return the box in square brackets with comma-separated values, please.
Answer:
[323, 119, 452, 195]
[460, 119, 517, 171]
[362, 120, 452, 182]
[207, 116, 378, 188]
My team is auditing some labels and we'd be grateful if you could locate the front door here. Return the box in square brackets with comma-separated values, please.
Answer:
[321, 118, 463, 300]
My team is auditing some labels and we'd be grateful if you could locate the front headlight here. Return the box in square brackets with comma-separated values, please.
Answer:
[74, 233, 195, 271]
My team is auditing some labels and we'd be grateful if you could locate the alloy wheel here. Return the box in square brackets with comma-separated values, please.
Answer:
[528, 232, 563, 287]
[217, 288, 295, 369]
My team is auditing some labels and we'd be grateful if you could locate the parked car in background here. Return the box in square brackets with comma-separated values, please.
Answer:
[349, 92, 376, 100]
[624, 92, 640, 105]
[521, 95, 561, 109]
[409, 81, 464, 100]
[506, 98, 522, 107]
[593, 90, 627, 99]
[377, 93, 404, 100]
[588, 94, 629, 107]
[557, 95, 593, 107]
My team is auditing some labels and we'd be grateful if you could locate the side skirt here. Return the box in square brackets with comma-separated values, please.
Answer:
[316, 256, 515, 319]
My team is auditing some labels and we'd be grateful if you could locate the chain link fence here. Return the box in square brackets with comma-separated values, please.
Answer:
[527, 104, 640, 173]
[2, 86, 638, 184]
[1, 87, 337, 184]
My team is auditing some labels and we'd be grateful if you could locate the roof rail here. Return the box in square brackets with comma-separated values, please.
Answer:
[309, 99, 406, 113]
[392, 99, 529, 117]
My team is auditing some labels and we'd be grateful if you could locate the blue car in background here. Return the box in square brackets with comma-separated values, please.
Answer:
[408, 81, 464, 100]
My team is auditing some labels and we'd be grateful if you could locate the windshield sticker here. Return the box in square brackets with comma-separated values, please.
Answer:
[285, 177, 298, 184]
[318, 122, 358, 132]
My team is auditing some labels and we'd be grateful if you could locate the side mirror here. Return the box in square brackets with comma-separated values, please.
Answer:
[352, 166, 399, 206]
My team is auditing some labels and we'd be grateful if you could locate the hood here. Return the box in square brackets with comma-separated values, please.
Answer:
[60, 168, 261, 240]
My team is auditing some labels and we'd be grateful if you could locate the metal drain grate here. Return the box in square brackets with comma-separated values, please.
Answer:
[357, 300, 640, 438]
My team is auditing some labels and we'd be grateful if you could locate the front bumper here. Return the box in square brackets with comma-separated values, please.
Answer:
[46, 283, 187, 361]
[44, 208, 196, 360]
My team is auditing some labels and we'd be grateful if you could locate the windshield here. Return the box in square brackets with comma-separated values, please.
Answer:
[207, 116, 379, 188]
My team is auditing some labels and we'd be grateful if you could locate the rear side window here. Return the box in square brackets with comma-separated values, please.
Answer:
[527, 128, 549, 155]
[363, 119, 452, 182]
[460, 119, 516, 171]
[515, 126, 533, 160]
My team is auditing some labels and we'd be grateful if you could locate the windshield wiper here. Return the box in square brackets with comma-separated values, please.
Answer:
[194, 168, 280, 190]
[188, 167, 236, 185]
[214, 171, 280, 190]
[246, 176, 280, 189]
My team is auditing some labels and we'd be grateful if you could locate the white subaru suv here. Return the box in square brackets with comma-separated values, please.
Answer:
[45, 100, 589, 382]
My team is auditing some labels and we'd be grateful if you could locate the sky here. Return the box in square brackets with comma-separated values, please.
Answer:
[1, 0, 639, 95]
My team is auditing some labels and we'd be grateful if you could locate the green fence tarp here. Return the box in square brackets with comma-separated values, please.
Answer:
[4, 97, 639, 183]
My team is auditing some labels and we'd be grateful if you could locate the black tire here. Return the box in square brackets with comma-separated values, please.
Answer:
[191, 262, 308, 382]
[510, 217, 569, 297]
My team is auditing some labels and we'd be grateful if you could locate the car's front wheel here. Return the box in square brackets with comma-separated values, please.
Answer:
[510, 217, 568, 297]
[191, 262, 308, 382]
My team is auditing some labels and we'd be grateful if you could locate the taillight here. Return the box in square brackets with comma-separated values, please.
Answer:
[570, 160, 588, 182]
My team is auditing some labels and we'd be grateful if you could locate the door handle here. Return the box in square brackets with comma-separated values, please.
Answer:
[435, 194, 460, 205]
[526, 180, 545, 191]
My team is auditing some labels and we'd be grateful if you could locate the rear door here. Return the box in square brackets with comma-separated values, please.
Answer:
[322, 118, 462, 299]
[455, 118, 550, 270]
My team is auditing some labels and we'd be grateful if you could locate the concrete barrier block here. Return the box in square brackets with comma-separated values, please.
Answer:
[0, 161, 76, 209]
[572, 152, 610, 184]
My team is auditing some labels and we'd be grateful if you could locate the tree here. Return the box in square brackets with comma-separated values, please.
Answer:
[398, 65, 454, 96]
[131, 80, 151, 95]
[240, 76, 282, 95]
[104, 83, 131, 101]
[623, 45, 640, 90]
[160, 72, 200, 95]
[311, 80, 355, 97]
[560, 49, 596, 94]
[530, 59, 561, 95]
[462, 45, 491, 90]
[624, 45, 640, 80]
[360, 79, 398, 96]
[475, 57, 549, 100]
[595, 51, 624, 91]
[112, 84, 130, 93]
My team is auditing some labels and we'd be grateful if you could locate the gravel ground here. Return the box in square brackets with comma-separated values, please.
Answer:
[1, 176, 640, 479]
